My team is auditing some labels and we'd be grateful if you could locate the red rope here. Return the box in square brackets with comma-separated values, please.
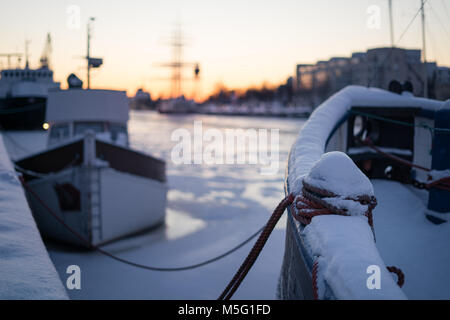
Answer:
[218, 194, 295, 300]
[363, 138, 430, 172]
[363, 138, 450, 192]
[426, 177, 450, 191]
[312, 260, 319, 300]
[386, 266, 405, 288]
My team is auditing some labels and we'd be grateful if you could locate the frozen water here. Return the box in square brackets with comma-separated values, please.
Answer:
[46, 112, 304, 299]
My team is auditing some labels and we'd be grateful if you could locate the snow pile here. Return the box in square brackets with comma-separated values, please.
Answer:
[304, 151, 373, 198]
[302, 215, 406, 299]
[299, 152, 406, 298]
[428, 169, 450, 182]
[0, 135, 67, 299]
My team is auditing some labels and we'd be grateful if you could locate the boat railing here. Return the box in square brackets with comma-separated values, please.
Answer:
[280, 91, 449, 299]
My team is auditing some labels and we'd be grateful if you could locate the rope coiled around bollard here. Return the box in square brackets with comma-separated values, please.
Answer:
[293, 181, 404, 299]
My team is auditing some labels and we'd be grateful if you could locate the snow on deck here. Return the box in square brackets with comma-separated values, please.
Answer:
[374, 180, 450, 299]
[0, 134, 67, 299]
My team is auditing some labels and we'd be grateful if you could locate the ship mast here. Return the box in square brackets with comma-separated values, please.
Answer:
[155, 21, 200, 99]
[85, 17, 103, 89]
[25, 39, 31, 69]
[388, 0, 394, 47]
[420, 0, 428, 98]
[87, 17, 94, 89]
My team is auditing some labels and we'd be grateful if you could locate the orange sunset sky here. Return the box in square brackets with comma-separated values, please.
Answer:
[1, 0, 449, 101]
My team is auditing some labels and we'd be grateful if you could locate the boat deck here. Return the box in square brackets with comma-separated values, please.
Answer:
[373, 179, 450, 299]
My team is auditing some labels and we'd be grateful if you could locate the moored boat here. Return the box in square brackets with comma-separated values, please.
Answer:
[279, 84, 450, 299]
[15, 89, 167, 247]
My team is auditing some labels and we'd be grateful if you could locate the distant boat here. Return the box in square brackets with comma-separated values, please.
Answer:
[0, 66, 60, 130]
[158, 96, 196, 114]
[15, 88, 167, 247]
[130, 88, 153, 110]
[279, 84, 450, 299]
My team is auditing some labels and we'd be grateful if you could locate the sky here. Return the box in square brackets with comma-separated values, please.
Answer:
[0, 0, 449, 100]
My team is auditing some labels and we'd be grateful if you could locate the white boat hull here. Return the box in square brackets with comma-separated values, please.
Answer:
[25, 165, 167, 246]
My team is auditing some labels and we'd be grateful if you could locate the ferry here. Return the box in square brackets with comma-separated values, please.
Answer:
[0, 35, 60, 130]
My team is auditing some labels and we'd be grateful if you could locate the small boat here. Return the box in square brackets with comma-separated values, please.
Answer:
[279, 84, 450, 299]
[15, 88, 167, 247]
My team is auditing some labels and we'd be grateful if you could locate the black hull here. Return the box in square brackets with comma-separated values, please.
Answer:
[0, 97, 46, 130]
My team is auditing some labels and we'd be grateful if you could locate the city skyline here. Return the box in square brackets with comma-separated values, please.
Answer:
[1, 0, 449, 100]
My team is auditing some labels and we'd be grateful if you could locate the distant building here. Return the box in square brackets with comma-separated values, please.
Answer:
[295, 47, 450, 107]
[130, 88, 153, 110]
[433, 66, 450, 101]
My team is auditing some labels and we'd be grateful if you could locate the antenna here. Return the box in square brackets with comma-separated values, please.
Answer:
[421, 0, 428, 98]
[25, 39, 31, 69]
[388, 0, 394, 47]
[0, 53, 22, 68]
[40, 33, 52, 69]
[86, 17, 103, 89]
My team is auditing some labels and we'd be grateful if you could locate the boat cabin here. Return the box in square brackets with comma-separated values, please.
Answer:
[45, 89, 129, 147]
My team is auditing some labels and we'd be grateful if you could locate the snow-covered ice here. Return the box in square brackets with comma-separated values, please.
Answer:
[0, 134, 67, 299]
[44, 112, 304, 299]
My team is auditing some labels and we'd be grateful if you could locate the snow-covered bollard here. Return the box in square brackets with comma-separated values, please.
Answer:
[291, 151, 405, 300]
[293, 151, 377, 228]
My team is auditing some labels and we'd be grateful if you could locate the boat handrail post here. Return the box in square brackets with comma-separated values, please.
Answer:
[428, 101, 450, 213]
[83, 130, 96, 167]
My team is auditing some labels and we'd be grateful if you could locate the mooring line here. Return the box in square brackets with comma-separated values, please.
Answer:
[19, 175, 267, 272]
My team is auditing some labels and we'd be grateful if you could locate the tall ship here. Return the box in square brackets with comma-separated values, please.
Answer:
[0, 34, 60, 130]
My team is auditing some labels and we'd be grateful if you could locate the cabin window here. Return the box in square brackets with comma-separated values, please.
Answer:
[74, 122, 105, 136]
[49, 124, 70, 141]
[109, 123, 128, 143]
[109, 124, 126, 135]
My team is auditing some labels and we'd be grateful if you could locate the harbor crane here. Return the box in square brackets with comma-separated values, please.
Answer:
[0, 53, 22, 68]
[39, 33, 52, 69]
